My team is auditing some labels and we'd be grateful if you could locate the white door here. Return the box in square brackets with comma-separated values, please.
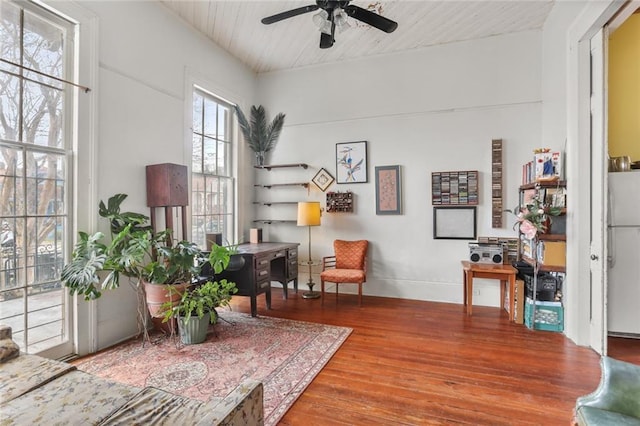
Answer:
[588, 28, 608, 355]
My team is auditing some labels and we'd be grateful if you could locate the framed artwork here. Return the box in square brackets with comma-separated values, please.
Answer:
[312, 168, 335, 192]
[336, 141, 368, 184]
[433, 207, 476, 240]
[375, 165, 402, 215]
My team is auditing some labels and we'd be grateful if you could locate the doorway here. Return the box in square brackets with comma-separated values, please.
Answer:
[605, 7, 640, 359]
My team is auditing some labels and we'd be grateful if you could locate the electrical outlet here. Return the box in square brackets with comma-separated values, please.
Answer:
[473, 289, 481, 296]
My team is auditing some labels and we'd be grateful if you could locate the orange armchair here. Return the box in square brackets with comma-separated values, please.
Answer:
[320, 240, 368, 306]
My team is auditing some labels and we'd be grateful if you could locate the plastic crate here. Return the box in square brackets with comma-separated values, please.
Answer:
[524, 298, 564, 332]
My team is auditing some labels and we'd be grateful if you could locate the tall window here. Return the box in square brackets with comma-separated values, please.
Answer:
[191, 89, 234, 248]
[0, 1, 75, 354]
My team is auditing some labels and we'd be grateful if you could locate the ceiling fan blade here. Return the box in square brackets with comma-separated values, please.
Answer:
[344, 5, 398, 33]
[261, 4, 319, 25]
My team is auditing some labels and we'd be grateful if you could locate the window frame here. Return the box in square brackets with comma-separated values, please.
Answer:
[190, 86, 236, 250]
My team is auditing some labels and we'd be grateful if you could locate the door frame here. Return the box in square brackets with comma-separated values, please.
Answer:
[565, 0, 630, 350]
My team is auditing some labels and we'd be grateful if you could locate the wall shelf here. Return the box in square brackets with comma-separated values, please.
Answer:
[252, 219, 296, 224]
[254, 183, 309, 188]
[254, 163, 308, 171]
[519, 180, 567, 190]
[252, 201, 298, 206]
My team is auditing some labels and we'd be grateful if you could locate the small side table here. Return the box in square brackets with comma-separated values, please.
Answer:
[461, 260, 517, 321]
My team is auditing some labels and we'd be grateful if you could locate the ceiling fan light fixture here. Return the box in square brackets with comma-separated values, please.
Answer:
[334, 8, 351, 33]
[312, 9, 329, 28]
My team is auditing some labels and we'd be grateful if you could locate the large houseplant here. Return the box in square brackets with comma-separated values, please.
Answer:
[234, 104, 286, 166]
[61, 193, 219, 332]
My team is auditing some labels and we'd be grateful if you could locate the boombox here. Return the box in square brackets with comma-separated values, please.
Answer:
[469, 243, 504, 264]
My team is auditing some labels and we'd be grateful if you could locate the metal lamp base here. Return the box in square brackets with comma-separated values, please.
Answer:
[302, 280, 321, 299]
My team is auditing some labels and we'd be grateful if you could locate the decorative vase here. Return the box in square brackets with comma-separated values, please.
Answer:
[178, 311, 214, 344]
[227, 254, 246, 271]
[255, 151, 266, 166]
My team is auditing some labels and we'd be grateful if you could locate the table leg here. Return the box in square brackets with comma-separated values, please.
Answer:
[509, 273, 515, 322]
[266, 288, 272, 310]
[250, 296, 257, 317]
[463, 269, 467, 307]
[500, 279, 506, 312]
[466, 271, 473, 316]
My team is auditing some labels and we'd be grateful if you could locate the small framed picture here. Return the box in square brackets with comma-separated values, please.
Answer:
[433, 206, 477, 240]
[375, 165, 402, 215]
[336, 141, 368, 184]
[312, 168, 335, 192]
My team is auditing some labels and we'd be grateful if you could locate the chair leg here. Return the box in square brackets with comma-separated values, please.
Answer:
[358, 283, 362, 306]
[336, 283, 339, 303]
[321, 279, 325, 305]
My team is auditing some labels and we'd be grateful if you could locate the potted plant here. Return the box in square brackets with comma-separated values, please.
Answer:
[61, 193, 220, 332]
[234, 104, 286, 166]
[160, 279, 238, 344]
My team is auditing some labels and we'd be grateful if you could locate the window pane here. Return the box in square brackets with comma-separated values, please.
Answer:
[0, 2, 21, 65]
[221, 178, 232, 214]
[203, 97, 217, 138]
[203, 136, 216, 174]
[23, 10, 65, 80]
[0, 74, 20, 142]
[22, 81, 64, 147]
[0, 145, 23, 216]
[193, 93, 203, 134]
[217, 105, 229, 141]
[191, 174, 205, 216]
[217, 141, 231, 177]
[27, 287, 64, 352]
[0, 288, 25, 349]
[192, 135, 202, 173]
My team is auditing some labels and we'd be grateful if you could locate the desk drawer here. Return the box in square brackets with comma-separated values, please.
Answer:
[287, 248, 298, 260]
[287, 259, 298, 280]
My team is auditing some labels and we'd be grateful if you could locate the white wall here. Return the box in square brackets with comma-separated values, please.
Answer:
[62, 1, 257, 352]
[256, 31, 553, 306]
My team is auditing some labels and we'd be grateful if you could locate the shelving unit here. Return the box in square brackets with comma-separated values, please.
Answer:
[254, 164, 311, 225]
[517, 180, 567, 332]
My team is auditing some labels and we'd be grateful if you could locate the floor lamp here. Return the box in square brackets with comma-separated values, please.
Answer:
[297, 201, 321, 299]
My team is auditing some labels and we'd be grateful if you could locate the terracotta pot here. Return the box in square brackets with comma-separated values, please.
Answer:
[143, 281, 188, 319]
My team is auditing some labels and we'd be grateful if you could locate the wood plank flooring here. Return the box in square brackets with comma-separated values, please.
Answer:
[228, 289, 638, 425]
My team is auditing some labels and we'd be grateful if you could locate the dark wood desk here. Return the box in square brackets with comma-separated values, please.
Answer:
[461, 260, 516, 321]
[214, 242, 299, 317]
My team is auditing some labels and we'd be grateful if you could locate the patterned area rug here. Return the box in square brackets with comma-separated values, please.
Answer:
[74, 311, 352, 426]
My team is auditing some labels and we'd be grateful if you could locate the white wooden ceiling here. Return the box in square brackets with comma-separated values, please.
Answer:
[160, 1, 555, 74]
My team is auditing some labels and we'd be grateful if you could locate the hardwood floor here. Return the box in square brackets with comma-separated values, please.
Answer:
[228, 289, 637, 425]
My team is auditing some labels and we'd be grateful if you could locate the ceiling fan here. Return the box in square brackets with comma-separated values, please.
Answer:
[261, 1, 398, 49]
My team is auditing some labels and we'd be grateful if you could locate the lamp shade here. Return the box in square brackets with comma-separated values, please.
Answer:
[297, 201, 321, 226]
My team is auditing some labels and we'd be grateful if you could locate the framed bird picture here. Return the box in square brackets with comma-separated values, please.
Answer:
[336, 141, 368, 184]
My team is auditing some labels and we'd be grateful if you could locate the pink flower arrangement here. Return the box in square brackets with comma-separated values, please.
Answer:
[507, 193, 562, 239]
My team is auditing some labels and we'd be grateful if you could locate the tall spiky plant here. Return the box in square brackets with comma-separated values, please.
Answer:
[234, 105, 286, 165]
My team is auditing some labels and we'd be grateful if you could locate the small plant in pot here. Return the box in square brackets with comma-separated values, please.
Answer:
[160, 279, 237, 345]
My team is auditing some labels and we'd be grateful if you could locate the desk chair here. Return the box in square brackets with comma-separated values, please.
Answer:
[320, 240, 368, 306]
